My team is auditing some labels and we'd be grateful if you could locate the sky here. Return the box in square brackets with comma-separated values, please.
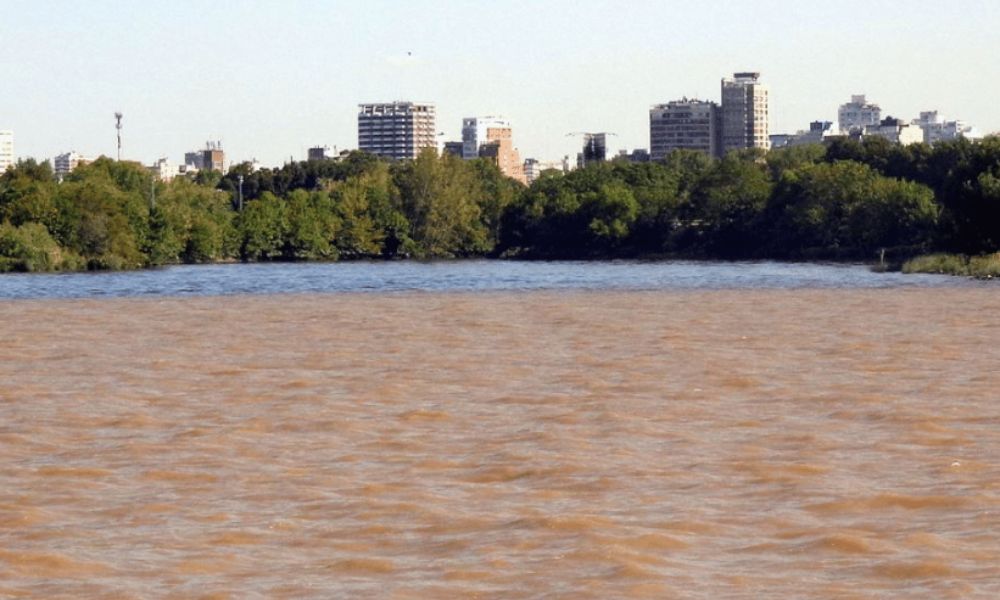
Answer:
[2, 0, 999, 168]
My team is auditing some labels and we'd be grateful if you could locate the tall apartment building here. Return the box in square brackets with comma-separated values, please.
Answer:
[461, 116, 526, 183]
[0, 131, 14, 173]
[577, 133, 611, 168]
[461, 116, 511, 159]
[721, 72, 769, 154]
[358, 102, 436, 160]
[838, 95, 881, 134]
[53, 151, 90, 178]
[649, 99, 721, 160]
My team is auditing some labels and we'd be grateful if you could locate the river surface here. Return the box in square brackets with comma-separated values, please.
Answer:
[0, 264, 997, 598]
[0, 259, 985, 300]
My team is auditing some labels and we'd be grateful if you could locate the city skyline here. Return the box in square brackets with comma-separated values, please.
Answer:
[2, 0, 999, 167]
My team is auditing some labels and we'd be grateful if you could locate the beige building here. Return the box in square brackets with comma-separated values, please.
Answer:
[0, 130, 13, 173]
[358, 102, 437, 160]
[721, 72, 769, 154]
[650, 99, 721, 160]
[461, 116, 526, 183]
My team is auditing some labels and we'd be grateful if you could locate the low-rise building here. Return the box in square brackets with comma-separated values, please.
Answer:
[864, 117, 923, 145]
[53, 151, 90, 178]
[307, 146, 334, 161]
[149, 157, 182, 181]
[912, 111, 982, 144]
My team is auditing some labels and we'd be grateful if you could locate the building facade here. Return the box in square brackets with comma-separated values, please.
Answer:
[201, 141, 225, 172]
[649, 99, 721, 160]
[864, 117, 923, 145]
[53, 151, 89, 178]
[838, 95, 881, 134]
[461, 116, 511, 159]
[576, 133, 612, 168]
[913, 111, 982, 144]
[721, 72, 769, 154]
[0, 130, 13, 173]
[307, 146, 334, 161]
[358, 102, 437, 160]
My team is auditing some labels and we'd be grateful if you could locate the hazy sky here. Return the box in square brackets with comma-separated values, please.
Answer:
[3, 0, 998, 167]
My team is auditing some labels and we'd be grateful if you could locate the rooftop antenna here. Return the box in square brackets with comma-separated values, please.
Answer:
[114, 112, 123, 161]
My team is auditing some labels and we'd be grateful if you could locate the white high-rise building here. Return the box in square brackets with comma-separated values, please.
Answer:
[721, 72, 769, 154]
[358, 102, 437, 161]
[838, 95, 882, 134]
[461, 116, 511, 159]
[0, 131, 14, 173]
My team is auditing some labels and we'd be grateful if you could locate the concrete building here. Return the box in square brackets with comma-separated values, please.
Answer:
[864, 117, 923, 145]
[358, 102, 437, 160]
[649, 99, 721, 160]
[0, 130, 14, 173]
[523, 157, 572, 185]
[721, 72, 769, 154]
[913, 111, 982, 144]
[184, 151, 204, 170]
[772, 121, 838, 149]
[53, 151, 90, 178]
[838, 95, 881, 134]
[460, 116, 526, 183]
[442, 141, 464, 157]
[149, 157, 182, 181]
[576, 133, 612, 168]
[307, 146, 334, 161]
[201, 141, 225, 172]
[461, 116, 511, 159]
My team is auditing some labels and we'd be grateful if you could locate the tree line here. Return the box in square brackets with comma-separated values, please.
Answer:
[0, 136, 998, 272]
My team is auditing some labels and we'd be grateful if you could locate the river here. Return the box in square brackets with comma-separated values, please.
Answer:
[0, 262, 996, 598]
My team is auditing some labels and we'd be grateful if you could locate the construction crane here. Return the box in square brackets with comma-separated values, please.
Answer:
[566, 132, 617, 167]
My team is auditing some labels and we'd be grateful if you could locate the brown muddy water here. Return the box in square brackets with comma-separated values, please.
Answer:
[0, 289, 998, 599]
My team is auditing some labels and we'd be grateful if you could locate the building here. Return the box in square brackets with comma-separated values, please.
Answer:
[838, 95, 881, 134]
[864, 117, 923, 145]
[0, 130, 13, 173]
[307, 146, 334, 161]
[201, 141, 225, 172]
[913, 111, 982, 144]
[649, 99, 721, 160]
[459, 116, 526, 183]
[53, 151, 90, 178]
[576, 133, 612, 168]
[772, 121, 838, 149]
[721, 72, 769, 154]
[358, 102, 436, 160]
[149, 157, 182, 181]
[523, 157, 572, 185]
[442, 141, 465, 157]
[184, 151, 204, 170]
[461, 116, 511, 159]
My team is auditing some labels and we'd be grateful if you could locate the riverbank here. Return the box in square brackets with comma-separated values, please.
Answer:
[902, 253, 1000, 278]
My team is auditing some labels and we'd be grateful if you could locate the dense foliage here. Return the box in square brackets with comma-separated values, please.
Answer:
[1, 137, 998, 272]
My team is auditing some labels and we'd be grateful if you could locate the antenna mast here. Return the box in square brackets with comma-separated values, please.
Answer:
[114, 112, 123, 161]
